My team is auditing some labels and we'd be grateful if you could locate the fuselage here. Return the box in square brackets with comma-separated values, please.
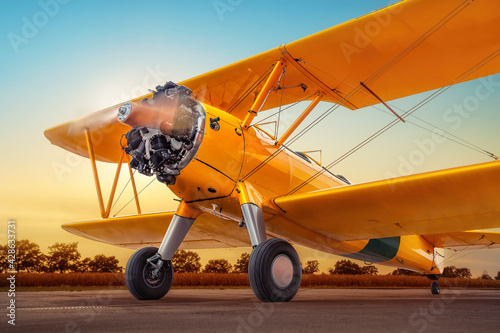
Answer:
[169, 103, 442, 275]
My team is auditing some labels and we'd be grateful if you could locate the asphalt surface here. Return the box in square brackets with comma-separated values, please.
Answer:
[3, 288, 500, 332]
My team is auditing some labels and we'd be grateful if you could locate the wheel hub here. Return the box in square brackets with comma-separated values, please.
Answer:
[271, 254, 294, 289]
[144, 263, 165, 287]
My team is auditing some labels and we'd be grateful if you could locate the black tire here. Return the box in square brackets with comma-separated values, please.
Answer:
[431, 281, 440, 295]
[249, 238, 302, 302]
[125, 247, 173, 300]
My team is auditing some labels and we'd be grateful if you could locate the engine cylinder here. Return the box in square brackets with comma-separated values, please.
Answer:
[118, 81, 205, 186]
[119, 100, 188, 139]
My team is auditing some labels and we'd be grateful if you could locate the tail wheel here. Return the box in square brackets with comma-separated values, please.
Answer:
[249, 238, 302, 302]
[431, 281, 440, 295]
[125, 247, 174, 300]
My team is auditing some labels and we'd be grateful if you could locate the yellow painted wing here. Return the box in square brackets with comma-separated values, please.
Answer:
[274, 161, 500, 241]
[423, 230, 500, 251]
[44, 102, 135, 163]
[45, 0, 500, 162]
[181, 0, 500, 120]
[62, 211, 251, 250]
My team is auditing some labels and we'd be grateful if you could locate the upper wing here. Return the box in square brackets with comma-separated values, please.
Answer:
[44, 102, 135, 163]
[62, 211, 251, 250]
[45, 0, 500, 162]
[273, 161, 500, 241]
[181, 0, 500, 120]
[423, 230, 500, 251]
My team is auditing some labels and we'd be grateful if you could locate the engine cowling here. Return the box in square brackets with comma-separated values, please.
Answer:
[118, 81, 205, 185]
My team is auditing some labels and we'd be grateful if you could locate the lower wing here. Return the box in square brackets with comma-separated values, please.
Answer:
[63, 161, 500, 254]
[62, 212, 250, 250]
[274, 161, 500, 241]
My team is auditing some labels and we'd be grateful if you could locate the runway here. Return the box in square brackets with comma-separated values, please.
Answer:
[5, 288, 500, 332]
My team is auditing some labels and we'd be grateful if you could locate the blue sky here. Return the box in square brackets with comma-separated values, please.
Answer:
[0, 0, 403, 131]
[1, 0, 499, 276]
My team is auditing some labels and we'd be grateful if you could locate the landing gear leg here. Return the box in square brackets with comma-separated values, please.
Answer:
[426, 274, 441, 295]
[241, 203, 266, 248]
[125, 213, 195, 300]
[240, 201, 301, 302]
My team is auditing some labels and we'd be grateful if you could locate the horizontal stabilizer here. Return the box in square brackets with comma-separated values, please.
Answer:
[423, 230, 500, 251]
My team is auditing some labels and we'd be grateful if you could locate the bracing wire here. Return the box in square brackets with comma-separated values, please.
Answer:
[284, 0, 477, 148]
[243, 46, 499, 184]
[240, 3, 477, 181]
[372, 104, 495, 158]
[364, 0, 475, 87]
[241, 91, 321, 180]
[438, 243, 494, 269]
[113, 177, 156, 217]
[434, 235, 495, 269]
[110, 168, 135, 213]
[253, 92, 317, 126]
[300, 60, 497, 159]
[276, 65, 287, 140]
[226, 64, 275, 114]
[285, 48, 500, 196]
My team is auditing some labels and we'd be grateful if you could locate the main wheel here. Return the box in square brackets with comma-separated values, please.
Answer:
[431, 281, 440, 295]
[249, 238, 302, 302]
[125, 247, 174, 300]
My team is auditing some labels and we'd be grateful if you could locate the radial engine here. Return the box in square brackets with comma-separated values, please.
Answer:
[118, 81, 205, 185]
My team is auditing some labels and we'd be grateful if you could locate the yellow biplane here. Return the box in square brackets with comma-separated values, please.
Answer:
[45, 0, 500, 302]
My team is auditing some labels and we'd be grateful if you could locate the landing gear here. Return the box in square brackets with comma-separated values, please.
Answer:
[125, 211, 195, 300]
[238, 185, 302, 302]
[249, 238, 302, 302]
[431, 281, 440, 295]
[125, 247, 174, 300]
[426, 274, 440, 295]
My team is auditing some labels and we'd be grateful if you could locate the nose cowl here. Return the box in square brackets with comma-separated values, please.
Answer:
[117, 81, 205, 185]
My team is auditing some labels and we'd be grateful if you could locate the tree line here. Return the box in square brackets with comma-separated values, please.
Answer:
[0, 240, 121, 273]
[2, 240, 498, 279]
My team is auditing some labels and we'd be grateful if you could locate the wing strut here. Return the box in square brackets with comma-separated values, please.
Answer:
[84, 129, 141, 218]
[359, 81, 405, 123]
[277, 93, 323, 146]
[242, 59, 286, 129]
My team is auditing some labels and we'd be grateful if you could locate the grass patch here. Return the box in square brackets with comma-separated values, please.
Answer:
[1, 273, 499, 290]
